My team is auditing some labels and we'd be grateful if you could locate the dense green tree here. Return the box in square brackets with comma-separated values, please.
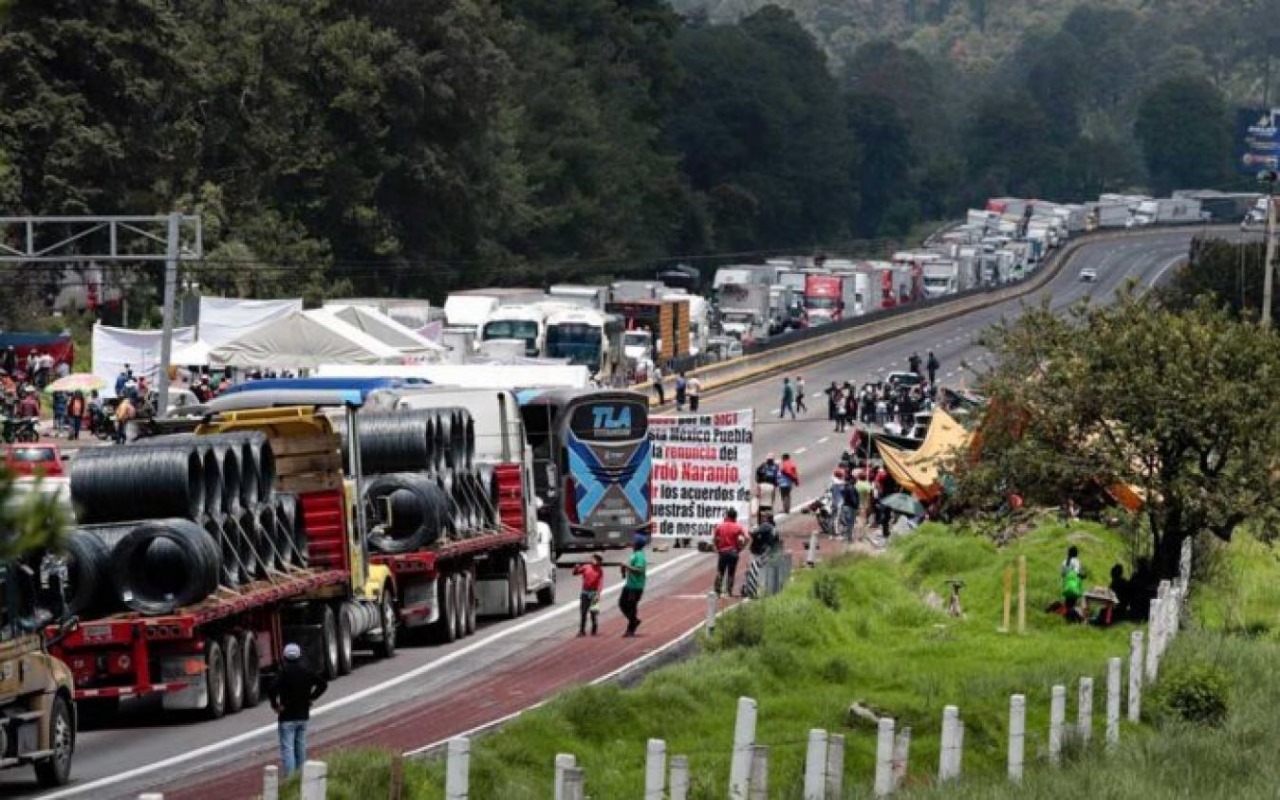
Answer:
[957, 293, 1280, 580]
[1166, 237, 1275, 324]
[845, 92, 914, 236]
[1134, 77, 1232, 196]
[964, 90, 1065, 200]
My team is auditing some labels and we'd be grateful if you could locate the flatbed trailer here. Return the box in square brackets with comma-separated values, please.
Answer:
[49, 399, 399, 720]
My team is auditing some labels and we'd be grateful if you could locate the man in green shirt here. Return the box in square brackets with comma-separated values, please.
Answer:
[619, 534, 648, 637]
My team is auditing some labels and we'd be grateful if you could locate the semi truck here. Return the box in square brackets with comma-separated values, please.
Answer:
[605, 298, 691, 363]
[548, 285, 608, 311]
[802, 273, 855, 325]
[715, 282, 771, 340]
[1130, 198, 1203, 226]
[444, 288, 545, 332]
[920, 260, 960, 298]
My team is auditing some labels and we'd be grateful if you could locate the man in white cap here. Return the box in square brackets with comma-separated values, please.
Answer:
[267, 642, 328, 777]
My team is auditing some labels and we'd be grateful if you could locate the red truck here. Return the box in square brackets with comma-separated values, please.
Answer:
[803, 274, 862, 325]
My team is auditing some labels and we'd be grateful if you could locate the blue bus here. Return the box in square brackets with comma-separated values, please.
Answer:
[516, 388, 651, 554]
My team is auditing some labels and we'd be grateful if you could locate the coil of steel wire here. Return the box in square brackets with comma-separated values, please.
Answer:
[363, 472, 450, 554]
[109, 518, 221, 615]
[71, 446, 207, 524]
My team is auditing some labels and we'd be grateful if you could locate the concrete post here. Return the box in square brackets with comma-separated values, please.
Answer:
[1078, 677, 1094, 746]
[1049, 685, 1066, 766]
[1106, 657, 1122, 748]
[938, 705, 959, 781]
[554, 753, 577, 800]
[874, 717, 896, 796]
[705, 591, 719, 632]
[669, 755, 690, 800]
[263, 765, 279, 800]
[445, 737, 470, 800]
[300, 761, 327, 800]
[562, 767, 585, 800]
[1008, 694, 1026, 782]
[1128, 630, 1144, 722]
[891, 727, 912, 790]
[1146, 598, 1163, 681]
[803, 729, 828, 800]
[806, 531, 819, 568]
[954, 719, 965, 778]
[825, 733, 845, 799]
[748, 746, 770, 800]
[729, 697, 758, 800]
[644, 739, 666, 800]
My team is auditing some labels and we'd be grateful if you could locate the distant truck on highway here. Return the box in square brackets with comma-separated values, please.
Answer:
[548, 284, 608, 311]
[803, 273, 855, 325]
[1129, 198, 1203, 226]
[716, 281, 771, 340]
[444, 288, 545, 334]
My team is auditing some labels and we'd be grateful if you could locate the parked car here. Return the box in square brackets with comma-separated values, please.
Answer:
[1079, 267, 1098, 282]
[4, 444, 64, 478]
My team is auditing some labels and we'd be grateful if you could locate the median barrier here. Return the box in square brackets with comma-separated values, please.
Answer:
[638, 225, 1228, 404]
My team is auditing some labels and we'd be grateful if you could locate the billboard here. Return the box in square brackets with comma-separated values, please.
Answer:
[1236, 108, 1280, 174]
[648, 409, 754, 541]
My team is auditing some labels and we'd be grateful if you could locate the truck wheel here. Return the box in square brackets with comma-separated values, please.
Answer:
[33, 695, 73, 788]
[449, 574, 465, 641]
[241, 632, 262, 708]
[336, 606, 354, 676]
[371, 586, 397, 659]
[506, 556, 522, 620]
[434, 574, 458, 644]
[463, 572, 477, 635]
[204, 639, 228, 720]
[222, 634, 245, 714]
[515, 559, 528, 617]
[320, 606, 339, 680]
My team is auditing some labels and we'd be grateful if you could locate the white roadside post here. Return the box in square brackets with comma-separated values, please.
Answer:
[1078, 677, 1094, 746]
[938, 705, 959, 781]
[729, 697, 758, 800]
[300, 760, 328, 800]
[1128, 630, 1144, 722]
[263, 765, 280, 800]
[806, 530, 819, 568]
[874, 717, 896, 796]
[892, 727, 912, 790]
[803, 729, 829, 800]
[705, 591, 719, 632]
[445, 737, 471, 800]
[669, 755, 690, 800]
[644, 739, 667, 800]
[554, 753, 578, 800]
[825, 733, 845, 799]
[1106, 657, 1122, 748]
[1049, 685, 1066, 766]
[563, 767, 585, 800]
[954, 719, 965, 778]
[1146, 597, 1163, 681]
[1008, 694, 1026, 782]
[138, 795, 164, 800]
[748, 746, 770, 800]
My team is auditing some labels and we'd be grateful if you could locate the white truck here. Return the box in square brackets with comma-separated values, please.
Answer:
[661, 290, 709, 357]
[609, 281, 664, 303]
[479, 305, 554, 358]
[1130, 198, 1203, 226]
[548, 284, 609, 311]
[1090, 202, 1131, 229]
[543, 306, 621, 379]
[445, 288, 546, 332]
[920, 260, 960, 298]
[717, 282, 771, 340]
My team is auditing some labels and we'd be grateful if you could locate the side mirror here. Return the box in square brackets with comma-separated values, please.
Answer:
[45, 615, 78, 651]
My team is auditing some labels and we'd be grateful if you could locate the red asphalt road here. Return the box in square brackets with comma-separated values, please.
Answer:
[162, 522, 822, 799]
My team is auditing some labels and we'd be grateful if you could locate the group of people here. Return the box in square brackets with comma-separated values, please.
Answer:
[755, 453, 800, 513]
[828, 464, 897, 546]
[1057, 545, 1146, 626]
[651, 369, 703, 412]
[0, 346, 68, 391]
[825, 376, 935, 433]
[572, 534, 649, 638]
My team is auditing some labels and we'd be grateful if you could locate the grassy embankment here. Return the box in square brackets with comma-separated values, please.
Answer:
[308, 519, 1158, 798]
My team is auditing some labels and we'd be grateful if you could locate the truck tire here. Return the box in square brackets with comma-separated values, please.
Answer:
[241, 631, 262, 708]
[449, 574, 465, 641]
[463, 571, 476, 635]
[204, 638, 228, 720]
[336, 605, 354, 676]
[434, 573, 458, 644]
[515, 559, 528, 617]
[320, 606, 339, 681]
[505, 557, 521, 620]
[33, 695, 73, 788]
[536, 569, 557, 607]
[370, 585, 397, 659]
[222, 633, 245, 714]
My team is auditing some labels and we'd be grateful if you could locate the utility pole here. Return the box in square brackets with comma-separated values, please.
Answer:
[156, 213, 181, 416]
[1262, 173, 1277, 327]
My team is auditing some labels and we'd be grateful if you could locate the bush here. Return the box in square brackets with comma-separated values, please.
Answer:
[1148, 660, 1230, 727]
[709, 601, 765, 650]
[812, 572, 841, 611]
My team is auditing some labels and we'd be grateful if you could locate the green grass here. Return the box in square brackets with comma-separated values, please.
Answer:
[315, 519, 1144, 798]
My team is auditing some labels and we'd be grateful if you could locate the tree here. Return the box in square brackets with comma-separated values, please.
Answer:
[845, 91, 913, 236]
[1134, 76, 1231, 195]
[956, 292, 1280, 581]
[1165, 237, 1275, 324]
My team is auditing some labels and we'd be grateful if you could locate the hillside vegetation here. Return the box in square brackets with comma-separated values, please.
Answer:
[0, 0, 1257, 322]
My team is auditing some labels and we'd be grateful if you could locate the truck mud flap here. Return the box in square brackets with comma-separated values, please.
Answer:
[161, 655, 209, 711]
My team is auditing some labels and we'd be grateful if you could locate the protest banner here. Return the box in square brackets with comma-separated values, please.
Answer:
[649, 409, 754, 541]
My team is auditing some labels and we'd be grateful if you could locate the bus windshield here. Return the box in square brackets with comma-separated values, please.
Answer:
[482, 320, 540, 355]
[546, 323, 603, 367]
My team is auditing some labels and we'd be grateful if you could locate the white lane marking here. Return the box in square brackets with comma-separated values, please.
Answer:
[817, 436, 829, 444]
[37, 552, 703, 799]
[1148, 254, 1184, 287]
[795, 447, 808, 455]
[769, 409, 779, 416]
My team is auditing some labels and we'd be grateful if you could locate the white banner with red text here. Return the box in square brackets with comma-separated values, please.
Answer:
[648, 409, 754, 541]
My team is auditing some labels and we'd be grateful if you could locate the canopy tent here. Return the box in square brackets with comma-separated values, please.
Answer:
[92, 323, 197, 398]
[877, 409, 972, 500]
[208, 309, 402, 369]
[198, 296, 303, 348]
[325, 304, 445, 361]
[170, 339, 212, 367]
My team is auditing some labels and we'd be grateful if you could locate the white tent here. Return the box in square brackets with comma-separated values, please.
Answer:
[171, 339, 212, 367]
[208, 309, 403, 369]
[92, 323, 197, 397]
[199, 297, 303, 347]
[326, 304, 445, 362]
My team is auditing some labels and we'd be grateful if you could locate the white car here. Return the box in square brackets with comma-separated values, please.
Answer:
[1079, 268, 1098, 283]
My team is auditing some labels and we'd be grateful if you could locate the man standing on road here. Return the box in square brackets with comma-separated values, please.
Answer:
[741, 511, 777, 599]
[573, 554, 604, 636]
[268, 643, 328, 778]
[713, 508, 748, 597]
[795, 376, 807, 414]
[927, 351, 940, 386]
[675, 372, 687, 412]
[908, 352, 922, 376]
[652, 365, 665, 406]
[687, 374, 702, 412]
[779, 377, 796, 420]
[778, 453, 800, 514]
[619, 535, 648, 636]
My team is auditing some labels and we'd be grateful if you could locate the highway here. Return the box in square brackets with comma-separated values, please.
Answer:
[1, 228, 1231, 799]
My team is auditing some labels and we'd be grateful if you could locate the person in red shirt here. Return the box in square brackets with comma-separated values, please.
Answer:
[712, 509, 749, 597]
[572, 554, 605, 636]
[778, 454, 800, 513]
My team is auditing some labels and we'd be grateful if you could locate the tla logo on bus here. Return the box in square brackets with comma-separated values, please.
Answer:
[592, 405, 632, 432]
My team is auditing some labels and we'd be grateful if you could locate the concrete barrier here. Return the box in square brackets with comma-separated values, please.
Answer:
[637, 226, 1227, 404]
